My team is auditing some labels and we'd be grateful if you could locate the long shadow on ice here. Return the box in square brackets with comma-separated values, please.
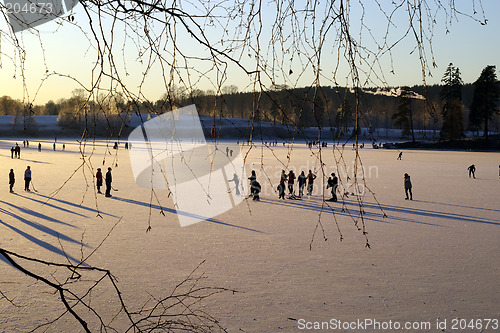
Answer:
[12, 193, 88, 219]
[261, 197, 499, 227]
[27, 193, 119, 219]
[0, 153, 53, 164]
[363, 201, 500, 226]
[412, 199, 500, 213]
[0, 219, 85, 264]
[0, 207, 88, 246]
[111, 197, 265, 233]
[262, 197, 442, 227]
[1, 199, 79, 228]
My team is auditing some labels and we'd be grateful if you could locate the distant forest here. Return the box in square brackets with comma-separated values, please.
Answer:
[1, 83, 499, 139]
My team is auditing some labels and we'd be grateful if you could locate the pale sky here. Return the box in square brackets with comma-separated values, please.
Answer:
[0, 0, 498, 105]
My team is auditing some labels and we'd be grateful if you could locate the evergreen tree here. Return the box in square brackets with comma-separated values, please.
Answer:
[392, 86, 415, 140]
[468, 65, 500, 140]
[440, 63, 464, 140]
[335, 99, 352, 137]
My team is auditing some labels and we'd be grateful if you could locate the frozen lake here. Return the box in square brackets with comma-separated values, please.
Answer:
[0, 138, 499, 331]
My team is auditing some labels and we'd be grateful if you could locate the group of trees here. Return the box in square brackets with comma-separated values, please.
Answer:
[2, 66, 499, 140]
[392, 64, 499, 141]
[439, 64, 499, 140]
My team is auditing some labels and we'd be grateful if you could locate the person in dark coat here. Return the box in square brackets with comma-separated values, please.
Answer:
[10, 147, 14, 158]
[248, 170, 257, 197]
[467, 164, 476, 178]
[278, 170, 287, 199]
[9, 169, 15, 193]
[105, 167, 112, 197]
[297, 171, 306, 197]
[252, 181, 261, 201]
[96, 168, 103, 194]
[24, 166, 31, 191]
[404, 173, 413, 200]
[307, 170, 316, 195]
[287, 170, 296, 196]
[327, 172, 338, 201]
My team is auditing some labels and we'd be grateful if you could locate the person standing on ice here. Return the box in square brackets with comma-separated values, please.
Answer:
[9, 169, 15, 193]
[397, 151, 403, 160]
[297, 171, 306, 197]
[248, 170, 257, 197]
[228, 173, 241, 195]
[467, 164, 476, 179]
[327, 173, 338, 201]
[96, 168, 103, 194]
[404, 173, 413, 200]
[24, 166, 31, 192]
[278, 170, 287, 199]
[105, 167, 113, 197]
[307, 170, 316, 195]
[287, 170, 296, 196]
[252, 180, 261, 201]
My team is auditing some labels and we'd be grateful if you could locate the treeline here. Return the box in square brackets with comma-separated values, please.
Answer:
[1, 66, 498, 140]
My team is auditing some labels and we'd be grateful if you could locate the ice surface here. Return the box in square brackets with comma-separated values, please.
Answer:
[0, 137, 498, 331]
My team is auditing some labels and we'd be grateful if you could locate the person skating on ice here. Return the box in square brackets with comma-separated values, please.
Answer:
[326, 172, 338, 201]
[467, 164, 476, 178]
[228, 173, 241, 195]
[248, 170, 257, 197]
[404, 173, 413, 200]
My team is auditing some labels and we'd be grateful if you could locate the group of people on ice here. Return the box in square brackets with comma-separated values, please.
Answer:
[9, 140, 66, 158]
[242, 169, 318, 201]
[8, 166, 33, 193]
[8, 164, 114, 198]
[95, 167, 114, 197]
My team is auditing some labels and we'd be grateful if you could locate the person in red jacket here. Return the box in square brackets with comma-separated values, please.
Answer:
[307, 170, 316, 196]
[96, 168, 103, 194]
[287, 170, 296, 197]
